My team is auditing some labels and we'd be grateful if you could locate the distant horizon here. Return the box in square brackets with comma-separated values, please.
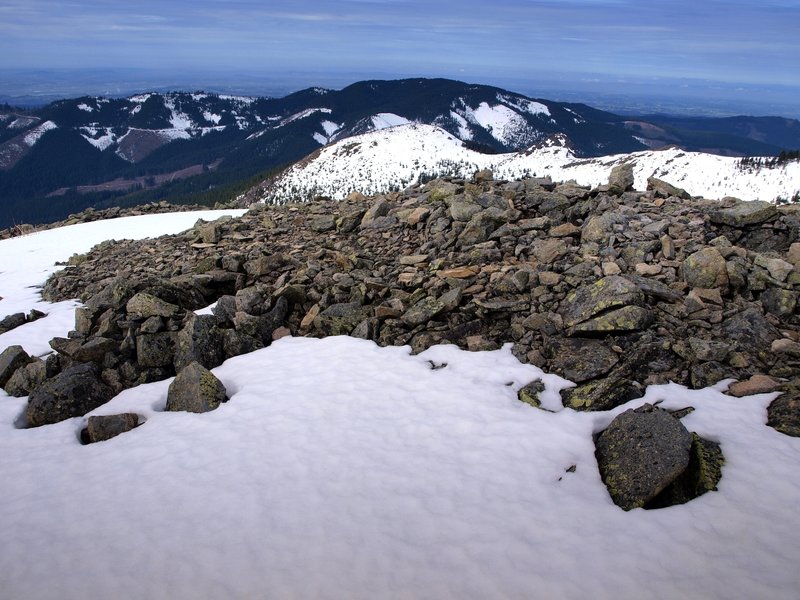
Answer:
[1, 1, 797, 117]
[1, 68, 799, 120]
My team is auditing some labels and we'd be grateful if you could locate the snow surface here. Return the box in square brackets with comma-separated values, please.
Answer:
[0, 212, 799, 599]
[321, 120, 341, 137]
[7, 116, 38, 129]
[77, 103, 94, 112]
[371, 113, 411, 130]
[22, 120, 57, 147]
[312, 132, 328, 145]
[264, 123, 800, 203]
[164, 98, 195, 130]
[449, 111, 473, 140]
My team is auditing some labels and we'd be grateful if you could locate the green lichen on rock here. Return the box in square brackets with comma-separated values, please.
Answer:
[517, 380, 545, 408]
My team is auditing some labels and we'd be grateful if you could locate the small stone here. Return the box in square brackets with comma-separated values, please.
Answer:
[538, 271, 561, 286]
[437, 266, 479, 279]
[635, 263, 662, 276]
[517, 380, 545, 408]
[771, 338, 800, 357]
[399, 254, 428, 266]
[602, 262, 621, 276]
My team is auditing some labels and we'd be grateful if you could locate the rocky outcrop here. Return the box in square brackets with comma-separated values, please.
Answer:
[0, 171, 793, 436]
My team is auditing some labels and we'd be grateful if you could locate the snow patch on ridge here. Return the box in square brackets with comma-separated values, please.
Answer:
[23, 121, 57, 147]
[371, 113, 411, 130]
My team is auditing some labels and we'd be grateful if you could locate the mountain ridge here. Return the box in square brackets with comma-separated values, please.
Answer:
[1, 77, 800, 227]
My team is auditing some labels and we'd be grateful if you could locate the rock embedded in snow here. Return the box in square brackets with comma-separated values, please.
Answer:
[595, 404, 693, 510]
[165, 362, 228, 414]
[82, 413, 140, 443]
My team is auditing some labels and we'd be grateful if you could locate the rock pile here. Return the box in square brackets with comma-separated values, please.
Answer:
[4, 168, 800, 503]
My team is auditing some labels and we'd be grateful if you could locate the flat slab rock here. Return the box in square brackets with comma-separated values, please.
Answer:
[595, 404, 693, 510]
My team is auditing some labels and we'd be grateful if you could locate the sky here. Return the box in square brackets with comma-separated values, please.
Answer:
[1, 0, 798, 114]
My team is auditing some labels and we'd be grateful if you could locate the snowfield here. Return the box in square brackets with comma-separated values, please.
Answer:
[0, 212, 799, 600]
[263, 123, 800, 204]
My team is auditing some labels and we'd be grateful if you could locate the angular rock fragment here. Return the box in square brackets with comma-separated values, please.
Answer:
[0, 345, 34, 388]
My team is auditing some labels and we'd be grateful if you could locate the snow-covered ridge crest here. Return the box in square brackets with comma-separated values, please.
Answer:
[261, 123, 800, 204]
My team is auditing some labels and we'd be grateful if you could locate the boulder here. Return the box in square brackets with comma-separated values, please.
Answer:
[709, 200, 778, 227]
[0, 312, 26, 334]
[314, 302, 372, 336]
[646, 176, 690, 199]
[682, 248, 729, 289]
[595, 404, 693, 510]
[174, 314, 225, 372]
[546, 338, 619, 383]
[82, 413, 140, 443]
[0, 345, 34, 388]
[126, 292, 183, 320]
[558, 276, 644, 329]
[4, 359, 47, 397]
[607, 162, 634, 195]
[26, 364, 114, 427]
[137, 332, 177, 368]
[165, 362, 228, 413]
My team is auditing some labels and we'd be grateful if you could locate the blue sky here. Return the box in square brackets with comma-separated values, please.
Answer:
[1, 0, 798, 108]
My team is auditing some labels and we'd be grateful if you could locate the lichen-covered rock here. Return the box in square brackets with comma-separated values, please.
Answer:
[595, 404, 693, 510]
[82, 413, 140, 443]
[314, 302, 372, 336]
[558, 276, 644, 328]
[165, 362, 228, 413]
[126, 292, 183, 320]
[682, 247, 729, 289]
[174, 314, 225, 372]
[546, 338, 620, 383]
[137, 332, 177, 368]
[26, 363, 114, 427]
[568, 305, 654, 335]
[0, 345, 34, 388]
[767, 382, 800, 437]
[517, 380, 545, 408]
[560, 373, 644, 412]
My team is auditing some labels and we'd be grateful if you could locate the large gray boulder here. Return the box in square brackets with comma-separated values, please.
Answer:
[165, 362, 228, 413]
[26, 364, 115, 427]
[595, 404, 693, 510]
[709, 200, 778, 227]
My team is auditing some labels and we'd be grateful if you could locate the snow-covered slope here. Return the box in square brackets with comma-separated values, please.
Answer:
[0, 212, 799, 600]
[261, 124, 800, 203]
